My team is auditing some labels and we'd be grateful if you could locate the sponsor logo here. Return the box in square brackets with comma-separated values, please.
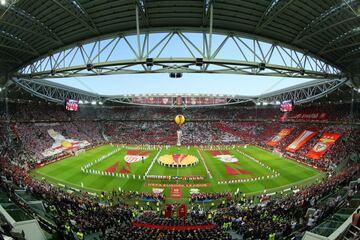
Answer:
[313, 142, 327, 152]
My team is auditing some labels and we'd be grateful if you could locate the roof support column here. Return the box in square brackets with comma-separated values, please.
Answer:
[208, 2, 213, 59]
[135, 6, 141, 59]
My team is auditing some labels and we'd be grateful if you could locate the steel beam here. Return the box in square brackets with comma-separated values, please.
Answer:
[16, 31, 342, 79]
[51, 0, 98, 34]
[12, 77, 347, 107]
[256, 0, 295, 32]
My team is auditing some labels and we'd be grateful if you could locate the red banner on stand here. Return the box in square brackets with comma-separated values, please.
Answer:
[267, 128, 292, 146]
[170, 186, 182, 199]
[286, 130, 317, 152]
[178, 204, 187, 218]
[164, 204, 173, 218]
[306, 133, 341, 159]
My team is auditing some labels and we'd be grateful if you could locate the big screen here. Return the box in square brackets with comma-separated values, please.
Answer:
[65, 99, 79, 111]
[280, 100, 293, 112]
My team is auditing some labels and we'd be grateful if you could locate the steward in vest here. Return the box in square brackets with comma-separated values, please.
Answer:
[76, 231, 84, 240]
[64, 223, 71, 235]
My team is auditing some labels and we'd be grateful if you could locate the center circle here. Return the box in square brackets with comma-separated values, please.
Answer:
[158, 154, 199, 167]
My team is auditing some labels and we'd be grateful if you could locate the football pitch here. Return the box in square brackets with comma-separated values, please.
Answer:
[30, 144, 324, 202]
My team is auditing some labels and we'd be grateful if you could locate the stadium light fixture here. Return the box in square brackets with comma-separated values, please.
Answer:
[0, 0, 6, 6]
[98, 101, 103, 105]
[91, 101, 97, 105]
[84, 100, 89, 104]
[78, 100, 83, 104]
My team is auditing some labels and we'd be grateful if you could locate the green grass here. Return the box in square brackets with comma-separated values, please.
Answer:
[89, 147, 157, 175]
[30, 144, 324, 203]
[202, 149, 272, 180]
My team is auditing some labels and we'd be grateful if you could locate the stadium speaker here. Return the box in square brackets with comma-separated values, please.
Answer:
[169, 72, 183, 78]
[195, 58, 203, 67]
[146, 58, 154, 67]
[258, 62, 266, 71]
[299, 68, 305, 76]
[86, 63, 93, 71]
[50, 69, 56, 76]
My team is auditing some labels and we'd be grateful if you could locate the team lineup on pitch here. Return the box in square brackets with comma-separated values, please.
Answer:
[31, 144, 323, 201]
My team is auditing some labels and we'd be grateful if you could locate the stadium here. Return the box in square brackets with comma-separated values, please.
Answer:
[0, 0, 360, 239]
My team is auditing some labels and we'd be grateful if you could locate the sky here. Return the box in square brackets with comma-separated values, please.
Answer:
[45, 32, 318, 96]
[49, 74, 313, 97]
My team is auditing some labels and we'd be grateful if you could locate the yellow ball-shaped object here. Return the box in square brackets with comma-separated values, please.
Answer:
[175, 115, 185, 125]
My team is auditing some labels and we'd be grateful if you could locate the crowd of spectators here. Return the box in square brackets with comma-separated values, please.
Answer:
[213, 164, 360, 239]
[104, 225, 231, 240]
[135, 212, 209, 226]
[0, 100, 359, 122]
[190, 192, 232, 202]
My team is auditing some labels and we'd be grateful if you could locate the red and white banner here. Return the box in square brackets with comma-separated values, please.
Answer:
[185, 97, 227, 105]
[133, 97, 172, 105]
[286, 130, 317, 152]
[306, 133, 341, 159]
[124, 150, 151, 163]
[280, 112, 328, 122]
[267, 128, 292, 146]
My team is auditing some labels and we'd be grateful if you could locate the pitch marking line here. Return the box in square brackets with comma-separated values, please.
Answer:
[196, 149, 213, 179]
[144, 148, 162, 176]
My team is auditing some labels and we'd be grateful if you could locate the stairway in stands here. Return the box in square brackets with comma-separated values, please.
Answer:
[341, 224, 360, 240]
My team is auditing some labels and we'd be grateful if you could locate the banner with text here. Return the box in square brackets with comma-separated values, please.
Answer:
[267, 128, 293, 146]
[280, 112, 328, 122]
[286, 130, 317, 152]
[306, 133, 341, 159]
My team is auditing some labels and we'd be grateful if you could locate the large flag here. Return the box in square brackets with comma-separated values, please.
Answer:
[207, 150, 238, 162]
[42, 129, 90, 157]
[124, 150, 151, 163]
[306, 133, 341, 159]
[286, 130, 317, 152]
[267, 128, 292, 146]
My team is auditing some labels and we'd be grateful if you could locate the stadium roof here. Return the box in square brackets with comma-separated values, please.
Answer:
[0, 0, 359, 77]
